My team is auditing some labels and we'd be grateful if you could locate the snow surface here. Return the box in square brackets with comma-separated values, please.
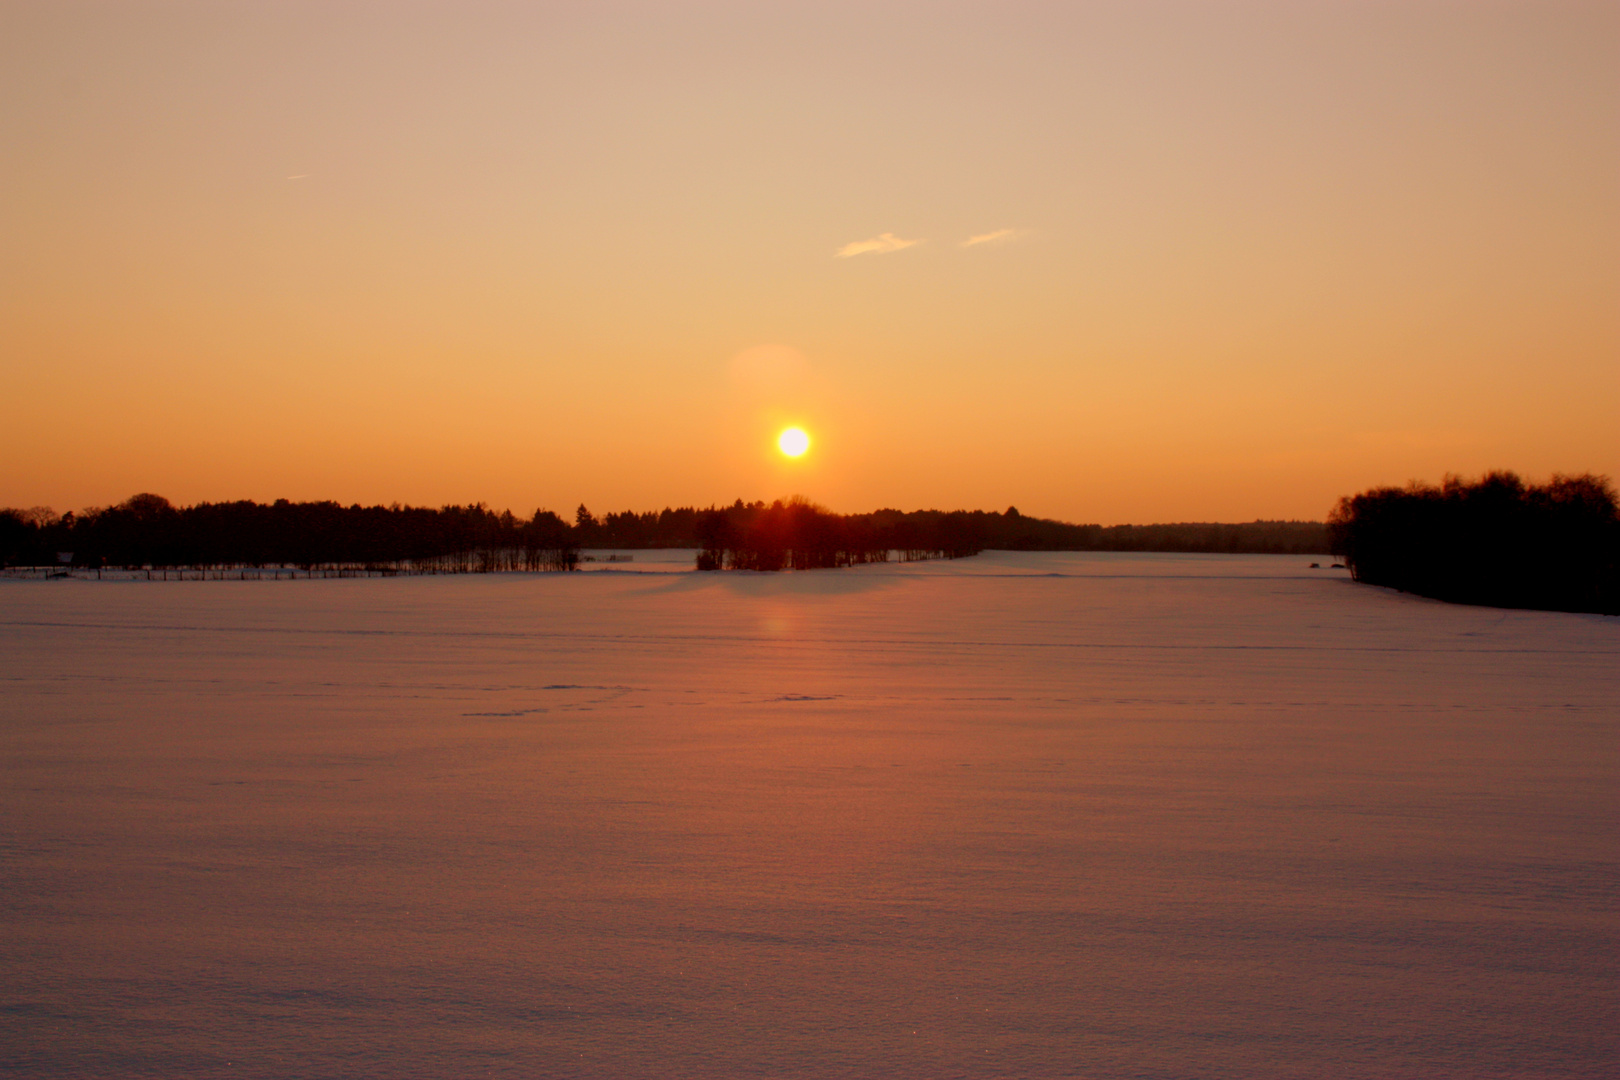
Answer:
[1, 552, 1615, 1079]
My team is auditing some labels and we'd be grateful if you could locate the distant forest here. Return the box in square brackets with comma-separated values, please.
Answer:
[1329, 472, 1619, 615]
[684, 500, 1327, 570]
[0, 495, 578, 573]
[0, 494, 1329, 573]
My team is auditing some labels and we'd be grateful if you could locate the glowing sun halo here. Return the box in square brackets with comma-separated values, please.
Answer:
[777, 427, 810, 457]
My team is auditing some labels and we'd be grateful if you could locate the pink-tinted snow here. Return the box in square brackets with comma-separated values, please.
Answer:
[2, 552, 1615, 1078]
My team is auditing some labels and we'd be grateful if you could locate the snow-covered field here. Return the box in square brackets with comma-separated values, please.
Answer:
[2, 552, 1615, 1079]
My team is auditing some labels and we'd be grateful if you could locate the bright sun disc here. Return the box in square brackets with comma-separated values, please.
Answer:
[777, 427, 810, 457]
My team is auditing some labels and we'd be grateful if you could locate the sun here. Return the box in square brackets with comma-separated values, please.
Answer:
[777, 426, 810, 458]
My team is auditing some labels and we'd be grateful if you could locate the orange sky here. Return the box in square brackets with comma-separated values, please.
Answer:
[2, 1, 1615, 524]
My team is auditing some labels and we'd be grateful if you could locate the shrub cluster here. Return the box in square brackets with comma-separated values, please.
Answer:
[1328, 472, 1619, 614]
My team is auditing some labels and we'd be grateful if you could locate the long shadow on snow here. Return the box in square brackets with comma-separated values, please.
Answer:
[630, 563, 903, 598]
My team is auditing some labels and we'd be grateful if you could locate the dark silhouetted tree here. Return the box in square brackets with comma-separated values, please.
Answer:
[1329, 472, 1618, 614]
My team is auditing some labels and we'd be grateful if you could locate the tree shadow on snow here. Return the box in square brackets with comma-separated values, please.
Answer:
[631, 565, 901, 598]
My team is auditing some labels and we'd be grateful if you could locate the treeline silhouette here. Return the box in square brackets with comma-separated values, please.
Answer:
[980, 510, 1327, 555]
[676, 500, 1328, 570]
[1328, 472, 1619, 614]
[0, 495, 577, 572]
[1, 493, 1331, 573]
[691, 500, 986, 571]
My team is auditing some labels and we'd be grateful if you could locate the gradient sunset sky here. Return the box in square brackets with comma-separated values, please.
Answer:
[3, 1, 1614, 523]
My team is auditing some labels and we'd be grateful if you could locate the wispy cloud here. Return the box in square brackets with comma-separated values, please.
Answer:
[286, 174, 310, 180]
[961, 228, 1026, 247]
[836, 233, 921, 258]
